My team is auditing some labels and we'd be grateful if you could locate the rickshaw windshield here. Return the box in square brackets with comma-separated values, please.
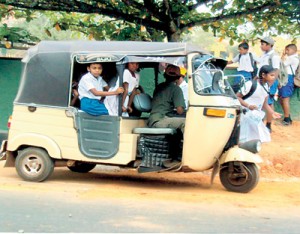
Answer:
[192, 55, 236, 97]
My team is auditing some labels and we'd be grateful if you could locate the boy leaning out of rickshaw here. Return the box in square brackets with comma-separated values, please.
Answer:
[78, 63, 124, 116]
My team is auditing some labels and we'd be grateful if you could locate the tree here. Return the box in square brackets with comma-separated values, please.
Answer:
[0, 0, 299, 43]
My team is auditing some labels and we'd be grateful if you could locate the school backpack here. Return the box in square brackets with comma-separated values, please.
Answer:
[268, 53, 288, 86]
[241, 79, 258, 100]
[238, 53, 258, 78]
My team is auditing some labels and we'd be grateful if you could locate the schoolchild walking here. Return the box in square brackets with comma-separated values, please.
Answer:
[258, 37, 281, 132]
[237, 65, 281, 143]
[279, 44, 299, 125]
[227, 42, 259, 83]
[78, 63, 124, 116]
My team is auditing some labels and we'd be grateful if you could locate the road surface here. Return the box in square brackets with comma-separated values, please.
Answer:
[0, 162, 299, 233]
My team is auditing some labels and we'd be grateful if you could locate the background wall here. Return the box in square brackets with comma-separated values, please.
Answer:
[0, 58, 22, 130]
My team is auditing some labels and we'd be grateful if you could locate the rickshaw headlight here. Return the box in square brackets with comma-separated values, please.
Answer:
[239, 140, 261, 153]
[256, 141, 262, 152]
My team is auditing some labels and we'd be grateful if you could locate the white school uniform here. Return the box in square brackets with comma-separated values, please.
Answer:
[232, 53, 260, 72]
[259, 49, 280, 70]
[122, 69, 140, 116]
[104, 77, 120, 116]
[283, 54, 299, 75]
[78, 72, 108, 100]
[239, 80, 271, 143]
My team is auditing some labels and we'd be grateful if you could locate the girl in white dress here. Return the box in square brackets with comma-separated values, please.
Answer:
[237, 65, 281, 143]
[121, 62, 141, 116]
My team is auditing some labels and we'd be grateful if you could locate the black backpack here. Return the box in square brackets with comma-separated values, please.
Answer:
[241, 80, 258, 100]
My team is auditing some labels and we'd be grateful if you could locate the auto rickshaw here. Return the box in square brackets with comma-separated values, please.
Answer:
[0, 41, 262, 193]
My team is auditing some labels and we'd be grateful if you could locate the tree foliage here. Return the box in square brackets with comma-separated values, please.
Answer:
[0, 0, 299, 45]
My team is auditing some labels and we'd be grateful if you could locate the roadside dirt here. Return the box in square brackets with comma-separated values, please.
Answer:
[0, 121, 299, 214]
[259, 120, 300, 178]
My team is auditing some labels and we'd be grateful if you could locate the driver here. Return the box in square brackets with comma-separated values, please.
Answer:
[147, 64, 186, 133]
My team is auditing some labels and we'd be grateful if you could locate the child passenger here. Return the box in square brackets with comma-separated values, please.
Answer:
[78, 63, 124, 116]
[237, 65, 281, 143]
[121, 62, 142, 116]
[279, 44, 299, 125]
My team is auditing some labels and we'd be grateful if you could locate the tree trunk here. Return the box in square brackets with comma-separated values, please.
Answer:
[167, 31, 181, 42]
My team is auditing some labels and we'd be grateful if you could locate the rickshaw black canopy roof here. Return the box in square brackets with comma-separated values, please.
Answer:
[15, 41, 209, 107]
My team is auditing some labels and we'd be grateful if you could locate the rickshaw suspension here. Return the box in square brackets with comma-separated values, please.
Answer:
[227, 162, 250, 185]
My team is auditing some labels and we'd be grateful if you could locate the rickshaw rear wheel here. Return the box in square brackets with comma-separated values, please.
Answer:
[67, 162, 96, 173]
[219, 162, 259, 193]
[15, 147, 54, 182]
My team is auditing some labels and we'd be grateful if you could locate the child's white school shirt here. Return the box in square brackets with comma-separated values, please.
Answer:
[78, 72, 108, 100]
[259, 49, 280, 69]
[232, 52, 260, 72]
[123, 69, 140, 94]
[283, 54, 299, 75]
[240, 80, 269, 110]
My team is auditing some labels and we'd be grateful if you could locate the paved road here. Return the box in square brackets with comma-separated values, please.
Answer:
[0, 164, 299, 233]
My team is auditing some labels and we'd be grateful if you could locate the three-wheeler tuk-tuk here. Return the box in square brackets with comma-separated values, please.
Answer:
[0, 41, 263, 193]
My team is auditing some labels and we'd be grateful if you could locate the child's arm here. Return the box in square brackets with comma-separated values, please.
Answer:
[227, 54, 239, 66]
[71, 89, 79, 106]
[103, 85, 110, 91]
[89, 87, 123, 97]
[127, 88, 138, 113]
[121, 82, 129, 112]
[262, 96, 281, 119]
[236, 93, 258, 110]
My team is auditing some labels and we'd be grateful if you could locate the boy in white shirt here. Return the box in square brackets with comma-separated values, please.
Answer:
[279, 44, 299, 125]
[78, 63, 124, 116]
[227, 42, 259, 83]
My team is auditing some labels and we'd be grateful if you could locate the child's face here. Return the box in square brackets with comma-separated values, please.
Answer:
[238, 47, 248, 55]
[260, 42, 272, 52]
[285, 47, 296, 56]
[263, 71, 276, 85]
[128, 63, 139, 72]
[87, 63, 103, 77]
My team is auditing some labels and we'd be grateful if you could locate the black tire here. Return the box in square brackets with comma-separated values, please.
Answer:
[219, 162, 259, 193]
[15, 147, 54, 182]
[67, 162, 96, 173]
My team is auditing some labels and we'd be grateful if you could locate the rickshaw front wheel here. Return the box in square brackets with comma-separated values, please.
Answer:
[15, 147, 54, 182]
[219, 162, 259, 193]
[67, 162, 96, 173]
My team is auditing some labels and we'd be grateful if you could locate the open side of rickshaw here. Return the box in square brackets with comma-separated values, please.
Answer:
[0, 41, 263, 193]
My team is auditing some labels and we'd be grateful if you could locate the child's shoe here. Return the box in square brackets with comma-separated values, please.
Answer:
[282, 117, 292, 126]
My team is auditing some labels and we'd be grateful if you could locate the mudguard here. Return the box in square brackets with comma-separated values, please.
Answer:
[210, 146, 262, 185]
[7, 133, 61, 159]
[219, 146, 263, 165]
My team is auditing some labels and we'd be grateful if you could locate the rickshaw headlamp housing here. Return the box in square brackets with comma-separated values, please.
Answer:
[239, 140, 261, 153]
